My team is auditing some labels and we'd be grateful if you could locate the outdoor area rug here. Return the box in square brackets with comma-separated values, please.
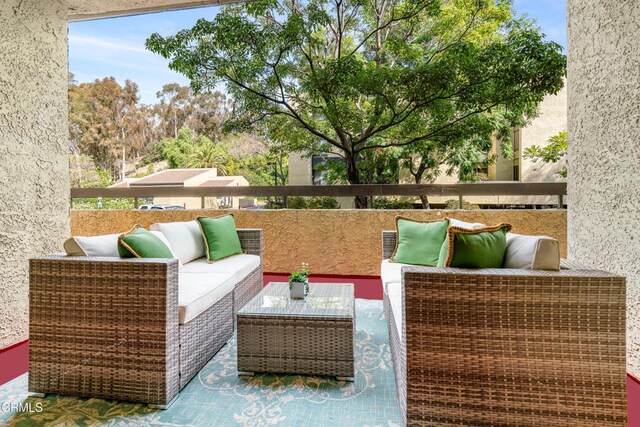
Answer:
[0, 300, 401, 427]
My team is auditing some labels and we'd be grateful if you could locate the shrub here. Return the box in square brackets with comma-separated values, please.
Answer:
[286, 197, 308, 209]
[372, 197, 415, 209]
[307, 196, 339, 209]
[444, 199, 480, 210]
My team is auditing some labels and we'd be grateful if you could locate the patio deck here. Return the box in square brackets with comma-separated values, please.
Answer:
[1, 272, 636, 425]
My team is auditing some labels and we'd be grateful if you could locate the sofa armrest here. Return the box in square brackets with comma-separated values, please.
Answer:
[238, 228, 262, 257]
[29, 255, 180, 405]
[398, 266, 626, 425]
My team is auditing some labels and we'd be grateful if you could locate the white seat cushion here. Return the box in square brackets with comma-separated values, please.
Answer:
[181, 254, 260, 283]
[505, 233, 561, 270]
[178, 272, 236, 324]
[381, 259, 412, 292]
[386, 282, 403, 341]
[64, 233, 121, 257]
[150, 221, 205, 265]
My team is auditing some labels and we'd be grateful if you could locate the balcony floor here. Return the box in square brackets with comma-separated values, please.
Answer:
[0, 299, 401, 426]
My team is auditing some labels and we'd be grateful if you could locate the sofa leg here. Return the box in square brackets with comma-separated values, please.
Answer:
[336, 376, 355, 382]
[237, 371, 255, 377]
[148, 395, 178, 410]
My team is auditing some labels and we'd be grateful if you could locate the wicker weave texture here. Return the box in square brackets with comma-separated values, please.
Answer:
[29, 257, 180, 405]
[237, 283, 355, 378]
[383, 291, 406, 419]
[382, 262, 627, 425]
[29, 229, 264, 405]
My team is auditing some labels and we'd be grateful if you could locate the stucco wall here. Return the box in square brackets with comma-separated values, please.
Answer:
[567, 0, 640, 376]
[71, 209, 567, 276]
[0, 0, 70, 350]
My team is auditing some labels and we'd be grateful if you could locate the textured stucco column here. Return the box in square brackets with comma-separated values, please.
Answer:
[567, 1, 640, 376]
[0, 0, 70, 349]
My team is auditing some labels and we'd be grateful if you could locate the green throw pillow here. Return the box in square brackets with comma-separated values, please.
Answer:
[443, 223, 512, 268]
[118, 226, 173, 259]
[391, 217, 449, 266]
[197, 215, 243, 262]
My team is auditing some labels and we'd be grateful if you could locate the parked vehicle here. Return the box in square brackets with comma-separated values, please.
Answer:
[138, 204, 185, 210]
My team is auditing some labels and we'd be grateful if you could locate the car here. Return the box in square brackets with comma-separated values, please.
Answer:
[138, 204, 185, 210]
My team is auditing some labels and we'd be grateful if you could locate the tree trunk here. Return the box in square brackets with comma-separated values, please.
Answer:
[345, 152, 367, 209]
[413, 163, 431, 209]
[419, 194, 430, 210]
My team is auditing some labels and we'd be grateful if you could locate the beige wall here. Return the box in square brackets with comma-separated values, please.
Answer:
[287, 152, 312, 185]
[567, 0, 640, 376]
[0, 0, 70, 350]
[71, 209, 567, 276]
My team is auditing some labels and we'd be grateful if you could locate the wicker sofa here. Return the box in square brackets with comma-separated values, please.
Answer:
[29, 228, 263, 408]
[381, 230, 627, 426]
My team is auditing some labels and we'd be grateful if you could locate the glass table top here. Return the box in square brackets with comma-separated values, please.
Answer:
[237, 282, 355, 318]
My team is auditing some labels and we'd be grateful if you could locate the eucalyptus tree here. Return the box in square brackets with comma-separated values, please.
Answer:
[147, 0, 566, 207]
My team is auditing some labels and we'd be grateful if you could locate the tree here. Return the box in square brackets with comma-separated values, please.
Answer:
[154, 83, 232, 141]
[523, 130, 568, 178]
[69, 77, 153, 180]
[186, 140, 233, 174]
[155, 83, 193, 138]
[147, 0, 566, 207]
[161, 127, 235, 174]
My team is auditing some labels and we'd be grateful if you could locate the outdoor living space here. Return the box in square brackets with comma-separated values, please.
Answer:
[1, 0, 639, 426]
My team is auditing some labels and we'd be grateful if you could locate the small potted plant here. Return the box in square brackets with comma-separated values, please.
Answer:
[289, 262, 310, 299]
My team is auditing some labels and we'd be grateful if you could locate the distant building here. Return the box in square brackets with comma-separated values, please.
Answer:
[110, 168, 254, 209]
[288, 86, 567, 208]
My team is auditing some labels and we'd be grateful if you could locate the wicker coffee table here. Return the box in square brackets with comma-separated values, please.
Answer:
[236, 282, 355, 381]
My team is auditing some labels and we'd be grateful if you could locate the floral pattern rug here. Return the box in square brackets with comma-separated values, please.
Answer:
[0, 300, 401, 427]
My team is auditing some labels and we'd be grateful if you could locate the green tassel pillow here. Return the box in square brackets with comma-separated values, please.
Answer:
[441, 223, 512, 268]
[118, 226, 174, 258]
[197, 215, 243, 262]
[391, 217, 449, 266]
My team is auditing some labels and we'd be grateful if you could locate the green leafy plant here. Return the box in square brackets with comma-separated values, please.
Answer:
[523, 131, 568, 178]
[372, 197, 415, 210]
[289, 262, 311, 284]
[286, 197, 308, 209]
[444, 199, 481, 210]
[307, 197, 339, 209]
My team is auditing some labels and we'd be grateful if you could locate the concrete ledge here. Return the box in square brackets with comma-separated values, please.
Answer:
[71, 209, 567, 276]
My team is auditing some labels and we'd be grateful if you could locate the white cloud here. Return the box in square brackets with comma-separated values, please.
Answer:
[69, 34, 151, 56]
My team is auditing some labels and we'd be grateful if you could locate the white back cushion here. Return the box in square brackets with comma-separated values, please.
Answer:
[150, 221, 205, 265]
[448, 218, 485, 229]
[148, 230, 183, 269]
[64, 234, 121, 257]
[505, 233, 560, 270]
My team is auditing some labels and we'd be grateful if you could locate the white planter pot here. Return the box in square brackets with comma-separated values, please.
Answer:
[289, 280, 309, 299]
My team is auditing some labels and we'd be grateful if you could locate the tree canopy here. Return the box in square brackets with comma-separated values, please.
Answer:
[147, 0, 566, 207]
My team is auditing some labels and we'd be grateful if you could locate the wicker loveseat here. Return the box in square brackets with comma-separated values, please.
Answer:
[29, 228, 263, 408]
[381, 230, 627, 426]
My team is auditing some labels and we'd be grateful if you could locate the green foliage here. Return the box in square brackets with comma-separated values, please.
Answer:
[289, 262, 311, 283]
[286, 197, 308, 209]
[372, 197, 415, 210]
[444, 199, 481, 210]
[523, 131, 568, 178]
[72, 198, 135, 210]
[161, 127, 234, 174]
[285, 196, 339, 209]
[71, 162, 134, 209]
[307, 197, 340, 209]
[147, 0, 566, 208]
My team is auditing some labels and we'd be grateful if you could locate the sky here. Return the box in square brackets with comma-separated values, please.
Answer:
[69, 1, 567, 105]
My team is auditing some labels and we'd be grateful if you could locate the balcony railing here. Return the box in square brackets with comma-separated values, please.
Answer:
[71, 182, 567, 209]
